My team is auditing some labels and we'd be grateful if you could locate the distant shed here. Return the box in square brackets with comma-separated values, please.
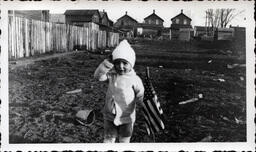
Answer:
[194, 26, 207, 37]
[230, 26, 246, 55]
[216, 28, 234, 40]
[64, 10, 101, 26]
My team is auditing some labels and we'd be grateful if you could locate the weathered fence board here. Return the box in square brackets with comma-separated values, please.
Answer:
[8, 16, 119, 59]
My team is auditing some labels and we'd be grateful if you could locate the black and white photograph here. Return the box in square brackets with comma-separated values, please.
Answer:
[0, 0, 255, 151]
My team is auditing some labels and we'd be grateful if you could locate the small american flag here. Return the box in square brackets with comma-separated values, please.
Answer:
[142, 67, 165, 141]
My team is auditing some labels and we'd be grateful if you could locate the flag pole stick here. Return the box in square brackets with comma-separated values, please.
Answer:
[146, 66, 150, 78]
[146, 66, 156, 142]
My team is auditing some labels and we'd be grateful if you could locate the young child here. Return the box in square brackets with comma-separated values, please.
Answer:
[94, 39, 144, 143]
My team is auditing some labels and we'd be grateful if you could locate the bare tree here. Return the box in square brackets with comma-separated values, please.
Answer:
[205, 9, 245, 28]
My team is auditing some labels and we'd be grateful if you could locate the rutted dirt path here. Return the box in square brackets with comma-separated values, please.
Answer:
[9, 51, 83, 69]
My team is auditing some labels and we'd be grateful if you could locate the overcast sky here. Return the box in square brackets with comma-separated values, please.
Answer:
[47, 1, 247, 28]
[2, 1, 249, 28]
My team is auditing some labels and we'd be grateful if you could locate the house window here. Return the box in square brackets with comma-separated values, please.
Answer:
[156, 19, 159, 25]
[176, 19, 180, 24]
[148, 20, 151, 24]
[137, 27, 143, 35]
[184, 19, 187, 25]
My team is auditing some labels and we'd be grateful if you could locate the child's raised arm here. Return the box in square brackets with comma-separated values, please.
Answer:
[94, 59, 114, 81]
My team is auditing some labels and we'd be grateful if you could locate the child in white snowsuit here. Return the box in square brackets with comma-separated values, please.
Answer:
[94, 40, 144, 143]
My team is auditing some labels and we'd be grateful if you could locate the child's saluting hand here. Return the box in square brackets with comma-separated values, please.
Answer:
[107, 54, 113, 64]
[94, 40, 144, 143]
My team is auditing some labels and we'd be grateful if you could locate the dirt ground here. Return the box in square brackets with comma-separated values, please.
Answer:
[9, 39, 246, 143]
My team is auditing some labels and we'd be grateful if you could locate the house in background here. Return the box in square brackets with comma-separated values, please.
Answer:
[137, 10, 164, 38]
[49, 14, 66, 24]
[99, 10, 114, 31]
[64, 10, 101, 27]
[170, 10, 192, 40]
[8, 10, 50, 22]
[144, 10, 164, 26]
[100, 10, 110, 27]
[114, 11, 138, 38]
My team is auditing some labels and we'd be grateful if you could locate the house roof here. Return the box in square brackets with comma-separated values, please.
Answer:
[230, 26, 246, 30]
[108, 19, 114, 25]
[108, 19, 113, 23]
[117, 14, 138, 23]
[99, 11, 107, 19]
[171, 11, 192, 21]
[99, 12, 105, 18]
[64, 10, 100, 16]
[64, 10, 101, 23]
[99, 11, 110, 21]
[144, 12, 164, 22]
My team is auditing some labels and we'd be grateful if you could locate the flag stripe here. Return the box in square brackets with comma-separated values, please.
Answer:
[147, 95, 163, 121]
[145, 79, 163, 117]
[142, 103, 159, 133]
[147, 82, 165, 123]
[146, 99, 165, 129]
[142, 110, 154, 135]
[143, 100, 162, 132]
[145, 122, 151, 135]
[142, 107, 157, 133]
[142, 67, 165, 136]
[153, 98, 165, 121]
[142, 102, 160, 132]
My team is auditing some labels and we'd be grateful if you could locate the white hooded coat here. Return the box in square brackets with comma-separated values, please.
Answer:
[94, 40, 144, 125]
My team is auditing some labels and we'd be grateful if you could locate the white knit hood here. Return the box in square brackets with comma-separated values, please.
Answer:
[112, 39, 136, 67]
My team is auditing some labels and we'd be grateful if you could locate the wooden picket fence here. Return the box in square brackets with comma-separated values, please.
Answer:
[8, 16, 119, 59]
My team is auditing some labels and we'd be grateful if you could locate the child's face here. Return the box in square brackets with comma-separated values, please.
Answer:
[113, 59, 132, 75]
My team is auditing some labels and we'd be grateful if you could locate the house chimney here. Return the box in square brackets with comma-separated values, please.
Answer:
[125, 11, 127, 15]
[153, 9, 155, 13]
[103, 9, 105, 12]
[181, 9, 183, 13]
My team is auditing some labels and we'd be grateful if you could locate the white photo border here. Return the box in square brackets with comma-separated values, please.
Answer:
[0, 0, 255, 151]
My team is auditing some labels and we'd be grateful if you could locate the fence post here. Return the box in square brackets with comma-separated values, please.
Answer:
[9, 17, 120, 59]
